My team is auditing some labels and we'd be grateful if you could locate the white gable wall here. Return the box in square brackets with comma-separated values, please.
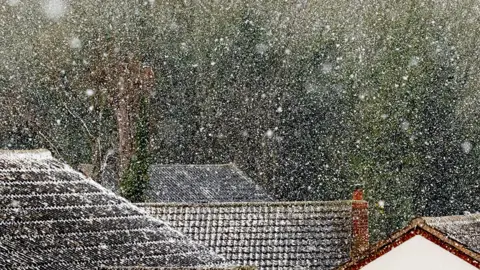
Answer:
[361, 235, 477, 270]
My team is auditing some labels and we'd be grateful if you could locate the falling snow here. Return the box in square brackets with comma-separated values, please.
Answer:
[408, 56, 420, 67]
[42, 0, 68, 20]
[1, 1, 479, 266]
[400, 121, 410, 131]
[378, 200, 385, 209]
[70, 37, 82, 49]
[85, 89, 95, 96]
[321, 63, 333, 74]
[7, 0, 21, 6]
[255, 43, 268, 54]
[461, 141, 472, 154]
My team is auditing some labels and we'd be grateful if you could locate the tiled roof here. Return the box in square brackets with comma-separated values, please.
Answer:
[101, 267, 254, 270]
[0, 240, 40, 269]
[0, 150, 226, 270]
[139, 201, 356, 270]
[423, 213, 480, 253]
[147, 164, 273, 203]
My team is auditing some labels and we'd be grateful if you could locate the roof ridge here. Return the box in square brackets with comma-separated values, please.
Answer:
[0, 180, 85, 185]
[0, 149, 52, 159]
[422, 213, 480, 224]
[423, 213, 480, 218]
[0, 169, 68, 173]
[2, 191, 107, 198]
[138, 199, 357, 208]
[0, 204, 124, 211]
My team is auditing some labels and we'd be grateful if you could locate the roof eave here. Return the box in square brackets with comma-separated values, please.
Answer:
[137, 199, 360, 208]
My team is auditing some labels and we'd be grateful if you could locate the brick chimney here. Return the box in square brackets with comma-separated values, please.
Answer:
[351, 184, 369, 258]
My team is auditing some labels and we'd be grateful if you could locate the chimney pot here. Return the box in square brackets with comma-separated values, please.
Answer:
[352, 184, 364, 201]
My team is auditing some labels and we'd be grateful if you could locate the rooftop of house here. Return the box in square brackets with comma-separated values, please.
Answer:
[423, 213, 480, 253]
[147, 164, 273, 203]
[0, 149, 229, 269]
[337, 214, 480, 269]
[138, 199, 364, 270]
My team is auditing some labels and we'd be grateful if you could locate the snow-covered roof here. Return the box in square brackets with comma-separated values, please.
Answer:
[101, 267, 254, 270]
[0, 239, 40, 269]
[423, 213, 480, 253]
[139, 200, 356, 270]
[147, 164, 273, 203]
[0, 149, 227, 269]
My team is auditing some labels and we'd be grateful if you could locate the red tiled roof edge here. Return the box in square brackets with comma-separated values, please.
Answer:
[337, 218, 480, 269]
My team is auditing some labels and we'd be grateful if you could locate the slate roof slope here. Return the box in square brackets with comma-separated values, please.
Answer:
[139, 201, 355, 270]
[0, 150, 226, 270]
[147, 164, 273, 203]
[0, 240, 41, 270]
[423, 213, 480, 253]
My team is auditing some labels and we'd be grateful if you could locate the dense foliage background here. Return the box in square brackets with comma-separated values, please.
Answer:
[1, 0, 479, 239]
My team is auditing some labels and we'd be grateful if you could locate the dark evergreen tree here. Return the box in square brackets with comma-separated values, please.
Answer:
[120, 98, 150, 202]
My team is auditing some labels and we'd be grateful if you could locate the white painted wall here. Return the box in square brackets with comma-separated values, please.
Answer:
[361, 235, 477, 270]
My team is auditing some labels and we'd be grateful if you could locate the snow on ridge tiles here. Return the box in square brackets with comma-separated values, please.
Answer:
[0, 149, 227, 269]
[423, 213, 480, 253]
[0, 149, 53, 159]
[0, 149, 66, 172]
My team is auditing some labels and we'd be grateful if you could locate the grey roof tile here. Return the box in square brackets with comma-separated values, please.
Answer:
[0, 240, 42, 270]
[101, 267, 253, 270]
[423, 213, 480, 253]
[139, 201, 354, 270]
[147, 164, 273, 203]
[0, 150, 225, 270]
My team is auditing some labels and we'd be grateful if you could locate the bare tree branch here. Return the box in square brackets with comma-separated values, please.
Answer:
[63, 103, 94, 138]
